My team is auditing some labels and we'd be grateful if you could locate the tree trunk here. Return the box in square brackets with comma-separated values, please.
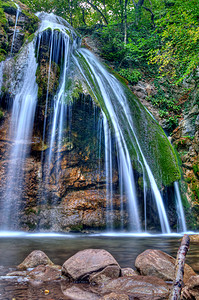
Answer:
[81, 8, 86, 25]
[68, 0, 72, 26]
[169, 234, 190, 300]
[124, 0, 128, 44]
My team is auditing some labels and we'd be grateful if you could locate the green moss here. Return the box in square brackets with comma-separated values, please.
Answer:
[0, 2, 7, 26]
[71, 81, 83, 99]
[21, 9, 39, 34]
[70, 224, 83, 232]
[0, 109, 4, 120]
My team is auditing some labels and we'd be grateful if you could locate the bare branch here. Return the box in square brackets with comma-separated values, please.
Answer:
[169, 234, 190, 300]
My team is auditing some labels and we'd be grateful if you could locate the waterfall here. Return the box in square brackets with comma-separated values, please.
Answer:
[0, 61, 4, 91]
[11, 3, 21, 55]
[1, 42, 38, 229]
[0, 12, 187, 233]
[73, 49, 172, 233]
[174, 181, 187, 232]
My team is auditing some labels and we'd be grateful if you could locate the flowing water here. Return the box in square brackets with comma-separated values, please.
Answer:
[1, 42, 38, 229]
[0, 12, 187, 233]
[10, 3, 21, 55]
[74, 49, 171, 233]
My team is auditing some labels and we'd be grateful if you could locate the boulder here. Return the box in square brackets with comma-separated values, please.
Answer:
[181, 275, 199, 299]
[135, 249, 196, 284]
[61, 249, 121, 282]
[100, 276, 169, 299]
[27, 265, 61, 281]
[17, 250, 54, 270]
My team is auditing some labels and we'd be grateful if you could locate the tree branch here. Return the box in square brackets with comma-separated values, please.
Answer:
[143, 6, 155, 26]
[86, 0, 108, 24]
[169, 234, 190, 300]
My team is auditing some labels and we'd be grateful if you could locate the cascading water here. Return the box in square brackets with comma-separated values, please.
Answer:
[1, 42, 38, 229]
[10, 3, 21, 55]
[0, 11, 187, 233]
[73, 49, 172, 233]
[0, 61, 4, 91]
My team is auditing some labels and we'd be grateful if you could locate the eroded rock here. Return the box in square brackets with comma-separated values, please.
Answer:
[61, 249, 121, 282]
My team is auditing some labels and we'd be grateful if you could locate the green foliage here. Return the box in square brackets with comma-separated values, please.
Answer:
[150, 0, 199, 84]
[118, 68, 142, 84]
[193, 164, 199, 178]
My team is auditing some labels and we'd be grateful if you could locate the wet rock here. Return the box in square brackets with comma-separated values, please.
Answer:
[182, 275, 199, 299]
[100, 292, 129, 300]
[17, 250, 54, 270]
[89, 265, 121, 285]
[61, 284, 100, 300]
[121, 268, 137, 277]
[135, 249, 196, 284]
[62, 249, 121, 282]
[100, 276, 169, 299]
[27, 265, 61, 281]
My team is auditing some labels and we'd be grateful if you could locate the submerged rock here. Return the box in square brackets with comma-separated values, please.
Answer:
[100, 276, 169, 299]
[17, 250, 54, 270]
[27, 265, 61, 282]
[61, 249, 121, 282]
[135, 249, 196, 284]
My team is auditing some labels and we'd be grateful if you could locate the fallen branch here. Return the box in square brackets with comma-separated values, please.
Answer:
[169, 234, 190, 300]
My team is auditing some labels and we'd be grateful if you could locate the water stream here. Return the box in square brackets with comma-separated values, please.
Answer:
[10, 2, 21, 55]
